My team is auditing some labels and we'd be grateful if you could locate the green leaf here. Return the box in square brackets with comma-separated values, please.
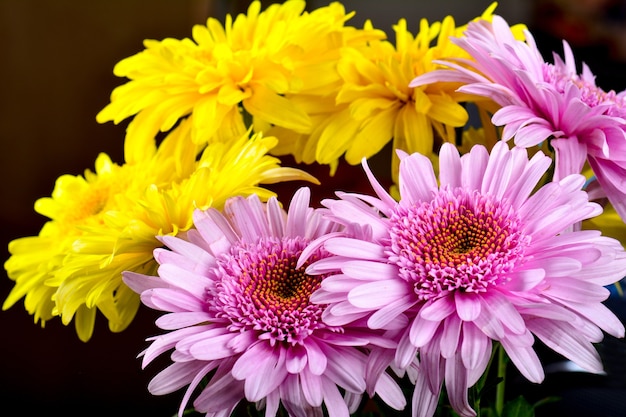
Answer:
[500, 396, 535, 417]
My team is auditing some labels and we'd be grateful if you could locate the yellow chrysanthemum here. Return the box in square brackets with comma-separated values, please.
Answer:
[284, 15, 473, 175]
[96, 0, 384, 155]
[3, 120, 316, 341]
[270, 3, 526, 179]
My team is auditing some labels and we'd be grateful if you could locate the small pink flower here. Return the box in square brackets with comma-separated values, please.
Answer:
[410, 15, 626, 220]
[304, 142, 626, 417]
[124, 187, 405, 417]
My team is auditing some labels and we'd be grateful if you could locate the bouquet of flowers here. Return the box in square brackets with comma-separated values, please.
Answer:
[4, 1, 626, 416]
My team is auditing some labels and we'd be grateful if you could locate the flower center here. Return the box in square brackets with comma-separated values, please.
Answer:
[387, 186, 529, 301]
[544, 63, 626, 118]
[211, 236, 328, 345]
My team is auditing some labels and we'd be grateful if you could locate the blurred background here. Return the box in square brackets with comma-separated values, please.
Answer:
[1, 1, 625, 416]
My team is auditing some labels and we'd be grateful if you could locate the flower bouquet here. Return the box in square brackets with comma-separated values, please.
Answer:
[4, 1, 626, 416]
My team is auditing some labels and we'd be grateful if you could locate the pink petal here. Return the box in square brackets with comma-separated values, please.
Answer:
[503, 268, 546, 292]
[551, 137, 588, 181]
[286, 187, 310, 238]
[348, 279, 409, 309]
[278, 374, 305, 416]
[193, 208, 238, 255]
[148, 361, 207, 395]
[305, 338, 328, 375]
[298, 231, 344, 269]
[440, 314, 462, 359]
[322, 346, 366, 393]
[398, 151, 438, 205]
[175, 326, 232, 355]
[241, 347, 287, 402]
[568, 301, 625, 338]
[266, 196, 286, 237]
[189, 332, 238, 361]
[411, 371, 441, 417]
[224, 194, 268, 241]
[143, 287, 205, 313]
[123, 271, 170, 295]
[323, 305, 369, 326]
[444, 354, 475, 417]
[361, 157, 397, 212]
[341, 260, 399, 281]
[324, 237, 386, 260]
[455, 292, 481, 321]
[527, 318, 603, 373]
[141, 326, 207, 368]
[155, 311, 212, 330]
[286, 343, 308, 374]
[480, 292, 526, 335]
[159, 235, 209, 262]
[420, 335, 446, 394]
[374, 371, 406, 411]
[264, 391, 280, 417]
[321, 377, 350, 417]
[300, 368, 323, 407]
[420, 296, 456, 321]
[193, 366, 243, 413]
[460, 144, 489, 190]
[438, 143, 462, 189]
[366, 295, 414, 329]
[481, 141, 511, 198]
[543, 277, 610, 303]
[500, 338, 544, 383]
[514, 121, 555, 147]
[461, 322, 490, 370]
[395, 331, 419, 369]
[409, 316, 441, 348]
[227, 331, 258, 354]
[157, 263, 209, 296]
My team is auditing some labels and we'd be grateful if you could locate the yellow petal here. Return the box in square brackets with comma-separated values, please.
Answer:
[345, 107, 397, 164]
[243, 84, 311, 133]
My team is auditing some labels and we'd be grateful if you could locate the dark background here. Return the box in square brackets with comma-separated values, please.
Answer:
[1, 1, 625, 416]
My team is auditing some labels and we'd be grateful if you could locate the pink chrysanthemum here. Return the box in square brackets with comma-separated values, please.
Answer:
[303, 142, 626, 417]
[123, 187, 405, 417]
[410, 15, 626, 220]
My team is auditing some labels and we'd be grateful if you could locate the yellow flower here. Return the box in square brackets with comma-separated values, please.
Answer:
[282, 13, 475, 178]
[3, 119, 316, 341]
[96, 0, 384, 155]
[271, 3, 526, 179]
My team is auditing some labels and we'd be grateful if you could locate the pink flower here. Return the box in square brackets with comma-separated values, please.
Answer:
[123, 187, 405, 417]
[410, 16, 626, 220]
[304, 142, 626, 417]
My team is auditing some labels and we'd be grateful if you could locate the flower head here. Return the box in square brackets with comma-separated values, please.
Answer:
[276, 11, 475, 176]
[410, 15, 626, 220]
[124, 188, 405, 416]
[3, 120, 315, 341]
[272, 3, 525, 178]
[96, 0, 384, 154]
[305, 142, 626, 417]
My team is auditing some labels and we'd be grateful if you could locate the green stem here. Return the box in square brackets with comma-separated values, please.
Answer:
[495, 344, 507, 416]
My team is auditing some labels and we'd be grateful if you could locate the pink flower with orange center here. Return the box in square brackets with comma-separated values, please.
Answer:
[410, 15, 626, 220]
[304, 142, 626, 417]
[124, 187, 405, 417]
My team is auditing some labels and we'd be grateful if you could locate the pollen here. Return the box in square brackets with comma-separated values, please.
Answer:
[387, 186, 529, 300]
[211, 236, 329, 345]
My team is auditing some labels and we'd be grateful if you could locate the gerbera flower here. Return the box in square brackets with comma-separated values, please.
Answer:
[95, 0, 384, 153]
[3, 120, 315, 342]
[123, 187, 405, 417]
[410, 15, 626, 220]
[304, 142, 626, 417]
